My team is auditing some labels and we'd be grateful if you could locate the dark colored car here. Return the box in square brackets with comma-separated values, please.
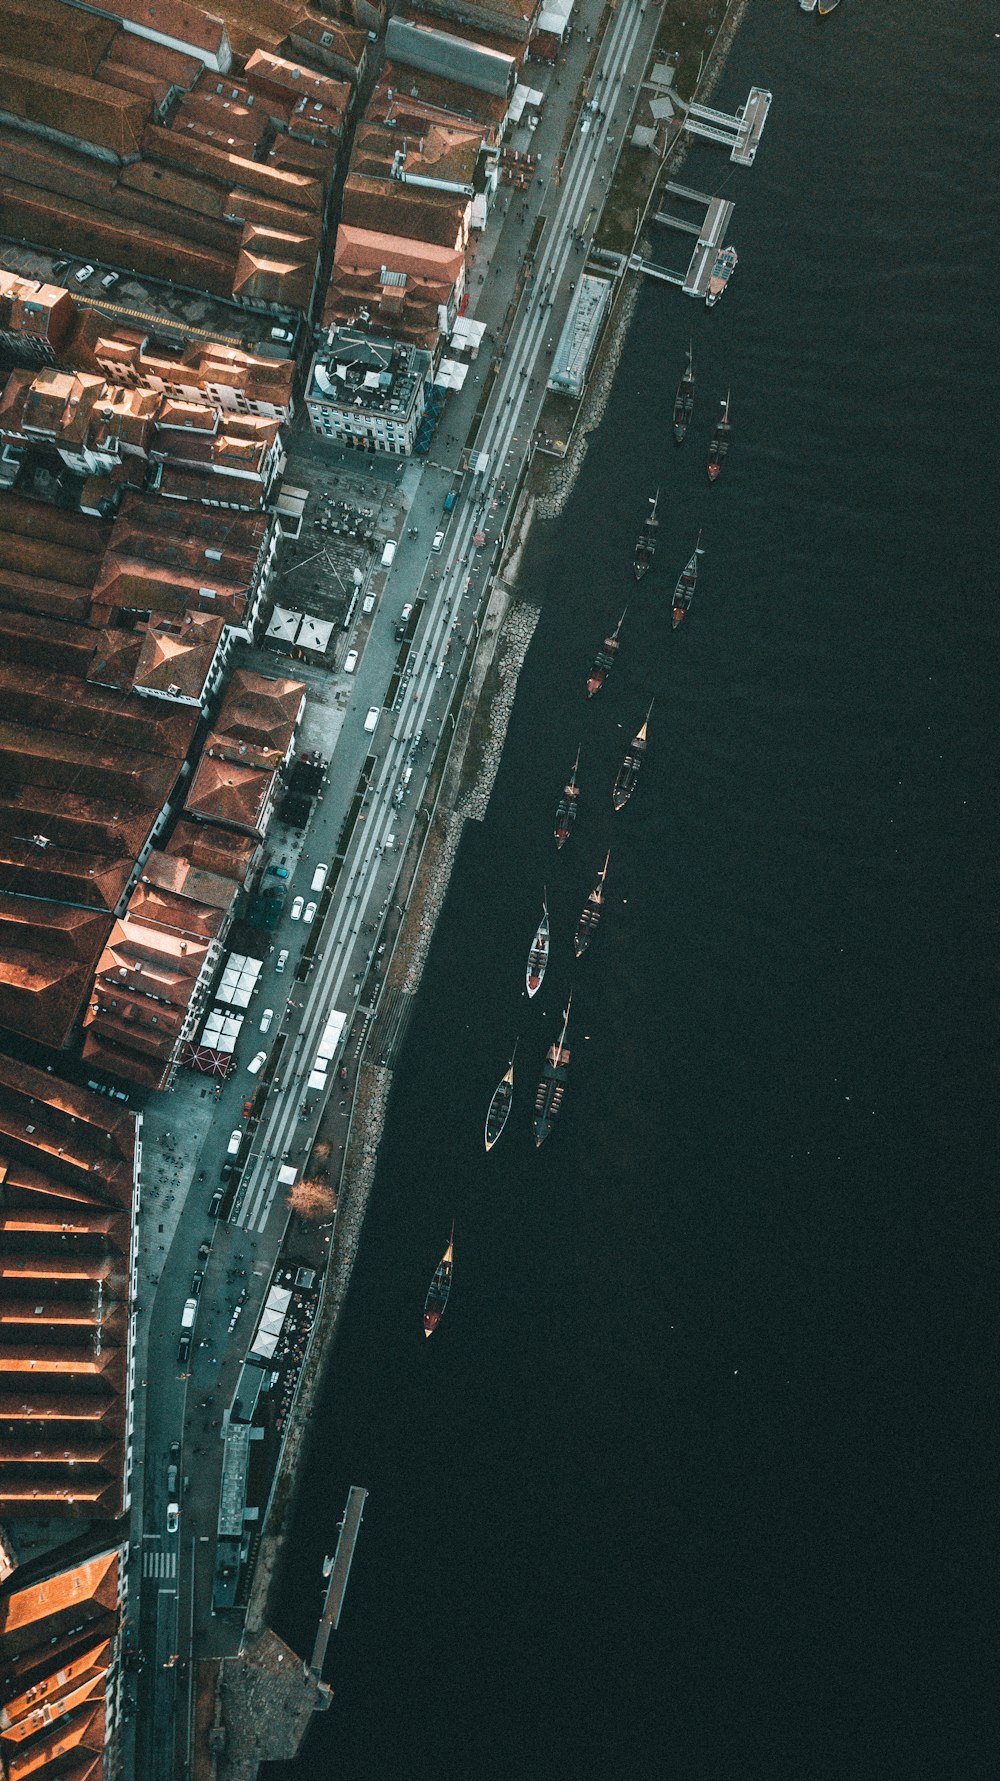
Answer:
[190, 1270, 204, 1298]
[208, 1189, 225, 1217]
[177, 1334, 191, 1364]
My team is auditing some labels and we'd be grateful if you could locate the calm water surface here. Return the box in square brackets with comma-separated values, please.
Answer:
[270, 5, 996, 1775]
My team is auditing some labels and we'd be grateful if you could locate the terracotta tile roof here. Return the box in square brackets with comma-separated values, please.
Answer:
[0, 609, 97, 680]
[0, 901, 112, 1050]
[91, 0, 229, 60]
[0, 53, 152, 161]
[342, 172, 469, 249]
[244, 46, 350, 114]
[333, 220, 465, 284]
[184, 752, 275, 833]
[0, 1053, 137, 1189]
[165, 815, 256, 883]
[374, 58, 508, 132]
[131, 609, 225, 698]
[0, 1551, 120, 1647]
[144, 121, 325, 210]
[140, 846, 239, 912]
[231, 232, 316, 310]
[175, 86, 270, 150]
[124, 878, 226, 939]
[157, 464, 268, 508]
[213, 666, 304, 761]
[0, 0, 117, 78]
[0, 272, 74, 353]
[282, 12, 365, 74]
[99, 23, 202, 90]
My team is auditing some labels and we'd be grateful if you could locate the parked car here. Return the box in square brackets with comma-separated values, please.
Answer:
[166, 1502, 179, 1534]
[443, 489, 457, 512]
[177, 1334, 191, 1364]
[394, 602, 413, 642]
[100, 271, 119, 289]
[276, 948, 289, 972]
[208, 1189, 225, 1218]
[269, 864, 289, 879]
[310, 864, 328, 893]
[290, 895, 304, 920]
[226, 1129, 242, 1156]
[259, 1007, 274, 1032]
[344, 649, 358, 674]
[431, 529, 444, 552]
[190, 1270, 204, 1298]
[74, 264, 95, 283]
[362, 593, 375, 615]
[364, 706, 380, 733]
[166, 1454, 179, 1497]
[247, 1049, 267, 1074]
[51, 258, 70, 277]
[270, 326, 293, 342]
[380, 539, 397, 569]
[304, 901, 317, 924]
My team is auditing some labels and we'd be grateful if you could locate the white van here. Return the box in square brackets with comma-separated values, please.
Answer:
[362, 592, 376, 616]
[247, 1050, 267, 1075]
[226, 1129, 242, 1156]
[364, 706, 380, 733]
[344, 649, 358, 674]
[311, 864, 329, 893]
[380, 539, 397, 569]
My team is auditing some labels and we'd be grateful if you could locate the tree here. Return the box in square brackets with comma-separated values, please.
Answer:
[287, 1180, 337, 1222]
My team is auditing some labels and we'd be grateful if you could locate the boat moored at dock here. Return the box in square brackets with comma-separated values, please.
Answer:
[706, 244, 738, 308]
[633, 491, 660, 581]
[526, 893, 550, 998]
[485, 1043, 517, 1152]
[613, 704, 653, 813]
[554, 747, 581, 849]
[672, 341, 695, 444]
[672, 532, 705, 629]
[574, 851, 610, 959]
[587, 608, 626, 699]
[533, 995, 572, 1147]
[707, 391, 732, 483]
[423, 1224, 454, 1337]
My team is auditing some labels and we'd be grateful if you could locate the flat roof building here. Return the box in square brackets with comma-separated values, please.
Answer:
[306, 327, 431, 455]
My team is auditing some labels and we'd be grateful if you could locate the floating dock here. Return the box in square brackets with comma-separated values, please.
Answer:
[309, 1485, 368, 1678]
[631, 185, 735, 300]
[683, 86, 772, 166]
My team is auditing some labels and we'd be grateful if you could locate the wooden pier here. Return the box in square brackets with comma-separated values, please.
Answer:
[308, 1485, 368, 1679]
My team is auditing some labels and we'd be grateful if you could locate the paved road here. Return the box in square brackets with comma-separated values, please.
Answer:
[130, 2, 662, 1772]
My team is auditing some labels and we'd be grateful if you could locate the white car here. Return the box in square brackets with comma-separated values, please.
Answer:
[431, 530, 444, 552]
[290, 895, 304, 920]
[344, 649, 358, 674]
[166, 1502, 179, 1535]
[259, 1008, 274, 1033]
[311, 864, 328, 893]
[247, 1050, 267, 1075]
[304, 901, 317, 924]
[364, 706, 380, 733]
[275, 948, 289, 973]
[75, 264, 95, 283]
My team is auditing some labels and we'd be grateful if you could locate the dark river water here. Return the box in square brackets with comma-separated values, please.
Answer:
[269, 4, 996, 1776]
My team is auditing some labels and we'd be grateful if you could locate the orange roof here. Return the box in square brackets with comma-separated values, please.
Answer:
[93, 0, 229, 60]
[0, 1551, 119, 1641]
[184, 752, 274, 833]
[333, 220, 464, 283]
[0, 52, 151, 161]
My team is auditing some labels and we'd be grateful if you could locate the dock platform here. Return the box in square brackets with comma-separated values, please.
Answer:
[632, 186, 734, 300]
[309, 1485, 368, 1679]
[683, 86, 772, 166]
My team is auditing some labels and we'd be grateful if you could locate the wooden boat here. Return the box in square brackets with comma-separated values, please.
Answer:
[423, 1224, 454, 1337]
[526, 892, 549, 998]
[485, 1042, 517, 1152]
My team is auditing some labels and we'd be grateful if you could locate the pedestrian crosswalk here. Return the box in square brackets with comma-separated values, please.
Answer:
[142, 1547, 177, 1579]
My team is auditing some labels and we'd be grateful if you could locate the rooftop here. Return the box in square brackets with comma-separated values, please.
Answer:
[308, 328, 430, 420]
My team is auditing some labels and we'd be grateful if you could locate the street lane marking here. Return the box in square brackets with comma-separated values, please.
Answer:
[143, 1549, 178, 1578]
